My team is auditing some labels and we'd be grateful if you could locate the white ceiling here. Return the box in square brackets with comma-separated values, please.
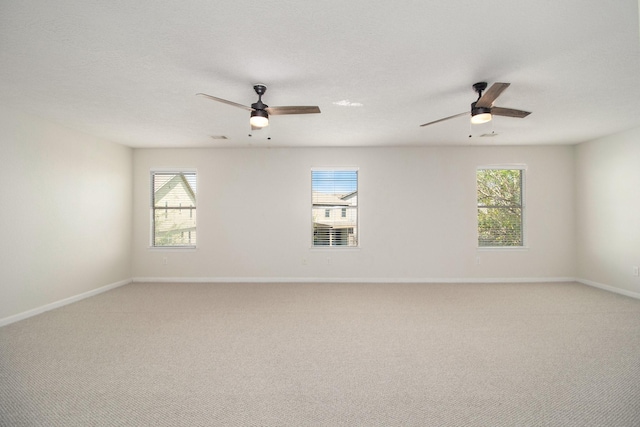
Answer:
[1, 0, 639, 148]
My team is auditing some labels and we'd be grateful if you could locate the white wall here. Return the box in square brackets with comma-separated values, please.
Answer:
[576, 127, 640, 295]
[0, 106, 133, 321]
[132, 145, 575, 281]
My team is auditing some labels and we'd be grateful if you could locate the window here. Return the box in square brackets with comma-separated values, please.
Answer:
[312, 169, 358, 247]
[477, 168, 524, 247]
[151, 171, 197, 247]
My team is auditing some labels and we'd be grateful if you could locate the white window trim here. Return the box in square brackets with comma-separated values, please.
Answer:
[476, 164, 527, 249]
[311, 167, 360, 249]
[149, 169, 198, 250]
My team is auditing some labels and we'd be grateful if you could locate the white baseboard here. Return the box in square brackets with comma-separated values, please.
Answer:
[132, 276, 577, 284]
[0, 278, 132, 328]
[577, 278, 640, 300]
[134, 277, 639, 301]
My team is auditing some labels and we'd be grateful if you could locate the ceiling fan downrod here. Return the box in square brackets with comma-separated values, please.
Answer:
[252, 84, 268, 110]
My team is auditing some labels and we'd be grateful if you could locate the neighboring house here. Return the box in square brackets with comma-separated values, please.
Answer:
[153, 173, 196, 246]
[312, 191, 357, 246]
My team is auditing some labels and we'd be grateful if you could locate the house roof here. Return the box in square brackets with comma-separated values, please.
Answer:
[1, 1, 639, 148]
[154, 173, 196, 206]
[312, 192, 354, 207]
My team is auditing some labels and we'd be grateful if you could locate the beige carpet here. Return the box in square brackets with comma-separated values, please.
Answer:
[1, 281, 640, 426]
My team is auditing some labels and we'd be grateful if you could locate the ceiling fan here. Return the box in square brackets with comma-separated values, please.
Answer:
[197, 84, 321, 130]
[420, 82, 531, 128]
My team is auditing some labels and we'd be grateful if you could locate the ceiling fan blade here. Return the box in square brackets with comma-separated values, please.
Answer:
[196, 93, 254, 111]
[491, 107, 531, 118]
[266, 106, 321, 115]
[420, 112, 468, 127]
[476, 82, 510, 108]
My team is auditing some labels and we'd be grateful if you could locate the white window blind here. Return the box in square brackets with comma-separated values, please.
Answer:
[151, 171, 197, 247]
[477, 168, 524, 247]
[312, 169, 358, 247]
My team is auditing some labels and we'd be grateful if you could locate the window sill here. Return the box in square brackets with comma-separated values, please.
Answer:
[148, 246, 197, 251]
[310, 246, 361, 251]
[476, 246, 529, 251]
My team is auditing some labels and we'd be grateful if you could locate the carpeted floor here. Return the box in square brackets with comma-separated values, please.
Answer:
[1, 281, 640, 426]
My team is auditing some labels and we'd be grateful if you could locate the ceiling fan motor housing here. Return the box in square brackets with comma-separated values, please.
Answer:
[251, 101, 268, 111]
[471, 102, 491, 116]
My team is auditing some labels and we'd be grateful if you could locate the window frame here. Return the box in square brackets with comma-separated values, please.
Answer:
[476, 165, 527, 249]
[311, 167, 359, 249]
[150, 169, 197, 249]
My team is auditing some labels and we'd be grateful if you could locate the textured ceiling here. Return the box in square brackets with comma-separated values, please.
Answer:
[1, 0, 639, 148]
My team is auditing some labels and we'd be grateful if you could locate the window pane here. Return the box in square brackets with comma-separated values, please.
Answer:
[312, 170, 358, 247]
[477, 169, 522, 207]
[152, 172, 196, 247]
[153, 210, 197, 246]
[478, 207, 522, 246]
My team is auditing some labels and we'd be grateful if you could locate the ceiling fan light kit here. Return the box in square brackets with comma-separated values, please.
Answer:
[250, 109, 269, 128]
[470, 103, 492, 124]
